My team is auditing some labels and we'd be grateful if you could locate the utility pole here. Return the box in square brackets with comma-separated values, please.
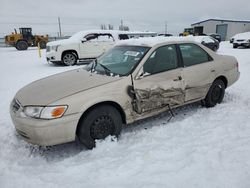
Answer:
[58, 17, 62, 37]
[120, 19, 123, 31]
[165, 21, 168, 35]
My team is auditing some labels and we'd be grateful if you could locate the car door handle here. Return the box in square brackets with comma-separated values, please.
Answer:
[173, 76, 182, 81]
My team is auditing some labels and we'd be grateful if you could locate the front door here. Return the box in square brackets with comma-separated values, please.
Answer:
[79, 33, 102, 59]
[79, 33, 116, 59]
[132, 45, 185, 114]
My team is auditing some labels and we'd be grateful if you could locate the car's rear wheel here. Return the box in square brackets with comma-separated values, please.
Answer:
[77, 105, 122, 149]
[203, 79, 225, 107]
[62, 52, 77, 66]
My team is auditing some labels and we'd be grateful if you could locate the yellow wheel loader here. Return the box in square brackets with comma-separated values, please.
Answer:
[5, 28, 49, 50]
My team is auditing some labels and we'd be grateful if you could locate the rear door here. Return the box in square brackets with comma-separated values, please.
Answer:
[178, 43, 215, 102]
[132, 44, 185, 114]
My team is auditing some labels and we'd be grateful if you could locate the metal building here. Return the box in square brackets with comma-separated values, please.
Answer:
[191, 19, 250, 41]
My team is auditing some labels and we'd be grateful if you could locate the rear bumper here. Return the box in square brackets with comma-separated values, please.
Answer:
[226, 69, 240, 88]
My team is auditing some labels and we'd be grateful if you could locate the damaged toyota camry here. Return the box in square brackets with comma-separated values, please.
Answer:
[10, 37, 240, 149]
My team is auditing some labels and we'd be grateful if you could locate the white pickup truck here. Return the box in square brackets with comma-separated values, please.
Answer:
[46, 30, 156, 66]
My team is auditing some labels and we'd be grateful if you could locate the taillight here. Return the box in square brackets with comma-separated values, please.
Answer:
[235, 62, 239, 71]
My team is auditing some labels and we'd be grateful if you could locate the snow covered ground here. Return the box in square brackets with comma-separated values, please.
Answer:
[0, 43, 250, 188]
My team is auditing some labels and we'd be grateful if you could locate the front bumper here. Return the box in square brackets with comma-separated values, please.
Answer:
[46, 50, 61, 62]
[233, 41, 250, 47]
[10, 106, 81, 146]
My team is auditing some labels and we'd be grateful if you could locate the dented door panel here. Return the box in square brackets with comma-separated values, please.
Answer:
[182, 61, 215, 102]
[133, 68, 185, 114]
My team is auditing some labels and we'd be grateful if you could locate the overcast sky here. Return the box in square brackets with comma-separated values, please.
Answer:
[0, 0, 249, 37]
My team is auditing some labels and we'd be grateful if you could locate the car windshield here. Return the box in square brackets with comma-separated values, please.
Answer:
[85, 46, 150, 76]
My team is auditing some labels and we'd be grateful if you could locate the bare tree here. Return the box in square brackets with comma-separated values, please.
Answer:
[108, 24, 114, 30]
[119, 20, 129, 31]
[100, 24, 107, 30]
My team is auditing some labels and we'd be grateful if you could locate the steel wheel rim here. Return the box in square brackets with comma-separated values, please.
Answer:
[211, 85, 222, 102]
[63, 54, 76, 65]
[90, 115, 114, 140]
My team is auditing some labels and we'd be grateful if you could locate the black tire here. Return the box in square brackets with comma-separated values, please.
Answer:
[16, 40, 28, 50]
[62, 52, 77, 66]
[203, 79, 225, 108]
[77, 105, 122, 149]
[233, 44, 238, 49]
[39, 41, 46, 49]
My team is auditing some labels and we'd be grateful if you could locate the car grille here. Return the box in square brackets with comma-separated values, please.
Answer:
[236, 39, 244, 42]
[12, 99, 21, 113]
[46, 46, 51, 52]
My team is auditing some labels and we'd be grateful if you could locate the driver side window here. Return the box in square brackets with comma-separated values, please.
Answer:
[84, 33, 98, 41]
[143, 45, 178, 75]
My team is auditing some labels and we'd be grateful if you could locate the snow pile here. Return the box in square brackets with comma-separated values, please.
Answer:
[0, 43, 250, 188]
[117, 36, 207, 47]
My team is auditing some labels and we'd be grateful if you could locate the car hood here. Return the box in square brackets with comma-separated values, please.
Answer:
[234, 32, 250, 40]
[47, 39, 78, 46]
[15, 69, 122, 106]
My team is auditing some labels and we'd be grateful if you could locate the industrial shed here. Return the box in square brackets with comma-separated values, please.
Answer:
[191, 19, 250, 41]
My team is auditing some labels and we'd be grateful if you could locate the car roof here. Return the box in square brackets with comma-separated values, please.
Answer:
[116, 36, 207, 47]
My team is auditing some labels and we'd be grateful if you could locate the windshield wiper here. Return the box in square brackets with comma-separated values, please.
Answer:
[90, 59, 111, 76]
[90, 59, 98, 73]
[99, 63, 111, 75]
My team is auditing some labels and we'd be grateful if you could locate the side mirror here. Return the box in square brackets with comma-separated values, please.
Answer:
[135, 67, 144, 80]
[81, 38, 87, 43]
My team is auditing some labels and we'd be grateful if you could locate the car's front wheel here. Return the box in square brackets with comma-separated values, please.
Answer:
[203, 79, 225, 107]
[62, 52, 77, 66]
[77, 105, 122, 149]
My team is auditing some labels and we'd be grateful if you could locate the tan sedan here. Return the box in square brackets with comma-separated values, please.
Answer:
[10, 37, 240, 149]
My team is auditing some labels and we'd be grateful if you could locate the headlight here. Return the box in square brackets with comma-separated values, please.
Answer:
[23, 105, 67, 119]
[51, 45, 60, 51]
[23, 106, 43, 118]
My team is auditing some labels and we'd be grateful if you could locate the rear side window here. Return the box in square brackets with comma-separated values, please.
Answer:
[84, 33, 114, 42]
[119, 34, 129, 40]
[202, 37, 215, 43]
[143, 45, 178, 75]
[179, 43, 211, 67]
